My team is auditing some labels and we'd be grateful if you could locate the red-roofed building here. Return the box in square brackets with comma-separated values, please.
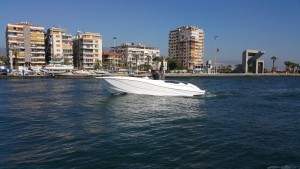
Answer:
[102, 51, 124, 69]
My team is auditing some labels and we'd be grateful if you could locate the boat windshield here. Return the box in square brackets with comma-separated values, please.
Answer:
[163, 80, 189, 85]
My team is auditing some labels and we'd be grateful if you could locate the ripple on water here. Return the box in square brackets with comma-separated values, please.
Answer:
[1, 77, 300, 168]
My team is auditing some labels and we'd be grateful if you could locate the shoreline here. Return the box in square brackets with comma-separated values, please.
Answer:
[1, 72, 300, 79]
[163, 73, 300, 77]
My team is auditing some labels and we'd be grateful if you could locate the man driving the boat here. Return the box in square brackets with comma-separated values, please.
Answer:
[151, 69, 160, 80]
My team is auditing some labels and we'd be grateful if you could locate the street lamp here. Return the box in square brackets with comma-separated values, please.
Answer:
[214, 36, 218, 73]
[113, 37, 117, 70]
[113, 37, 117, 52]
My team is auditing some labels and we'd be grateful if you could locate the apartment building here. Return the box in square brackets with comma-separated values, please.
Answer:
[102, 51, 124, 69]
[169, 26, 204, 70]
[6, 22, 45, 69]
[45, 27, 73, 65]
[73, 31, 102, 70]
[115, 43, 160, 69]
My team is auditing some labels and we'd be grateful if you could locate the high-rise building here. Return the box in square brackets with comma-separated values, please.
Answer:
[6, 22, 45, 69]
[45, 27, 73, 65]
[73, 31, 102, 70]
[115, 43, 160, 70]
[168, 26, 204, 69]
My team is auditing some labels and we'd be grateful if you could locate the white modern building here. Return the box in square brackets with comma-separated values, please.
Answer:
[242, 49, 265, 74]
[73, 31, 102, 70]
[115, 43, 160, 69]
[169, 25, 204, 70]
[45, 27, 73, 65]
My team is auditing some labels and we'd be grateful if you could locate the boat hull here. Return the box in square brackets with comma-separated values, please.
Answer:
[96, 76, 205, 96]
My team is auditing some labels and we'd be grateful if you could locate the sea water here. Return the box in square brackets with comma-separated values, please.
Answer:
[0, 76, 300, 168]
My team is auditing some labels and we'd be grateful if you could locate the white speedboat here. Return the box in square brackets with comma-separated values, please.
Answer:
[96, 76, 205, 96]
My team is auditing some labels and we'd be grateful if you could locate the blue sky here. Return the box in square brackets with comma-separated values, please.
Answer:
[1, 0, 300, 69]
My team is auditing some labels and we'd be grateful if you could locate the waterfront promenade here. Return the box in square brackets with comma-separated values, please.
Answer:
[163, 72, 300, 77]
[1, 72, 300, 79]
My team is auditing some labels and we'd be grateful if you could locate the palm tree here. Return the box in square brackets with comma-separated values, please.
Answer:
[127, 61, 132, 69]
[284, 61, 293, 73]
[119, 59, 125, 68]
[291, 63, 298, 73]
[166, 57, 177, 70]
[295, 63, 300, 74]
[146, 55, 151, 66]
[0, 56, 9, 66]
[127, 61, 132, 74]
[133, 54, 139, 70]
[93, 59, 102, 70]
[102, 61, 109, 69]
[12, 48, 19, 69]
[270, 56, 278, 72]
[152, 56, 162, 70]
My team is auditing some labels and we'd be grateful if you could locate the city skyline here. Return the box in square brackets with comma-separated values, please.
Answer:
[1, 0, 300, 69]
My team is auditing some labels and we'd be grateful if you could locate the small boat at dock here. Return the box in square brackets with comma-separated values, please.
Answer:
[41, 64, 74, 75]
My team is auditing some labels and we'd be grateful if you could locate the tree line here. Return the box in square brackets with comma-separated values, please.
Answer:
[271, 56, 299, 73]
[0, 56, 9, 66]
[1, 54, 299, 73]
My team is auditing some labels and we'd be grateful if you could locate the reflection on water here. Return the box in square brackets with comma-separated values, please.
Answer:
[106, 94, 205, 120]
[1, 77, 300, 168]
[98, 94, 206, 140]
[4, 79, 108, 166]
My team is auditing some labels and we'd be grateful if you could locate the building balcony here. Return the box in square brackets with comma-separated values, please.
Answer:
[63, 53, 73, 56]
[31, 52, 45, 55]
[31, 45, 45, 48]
[82, 51, 94, 55]
[62, 45, 72, 49]
[82, 39, 93, 43]
[63, 56, 73, 59]
[31, 43, 45, 46]
[104, 57, 114, 60]
[31, 60, 45, 63]
[31, 48, 45, 51]
[31, 55, 45, 58]
[82, 46, 95, 49]
[31, 61, 46, 64]
[7, 34, 18, 38]
[7, 29, 23, 33]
